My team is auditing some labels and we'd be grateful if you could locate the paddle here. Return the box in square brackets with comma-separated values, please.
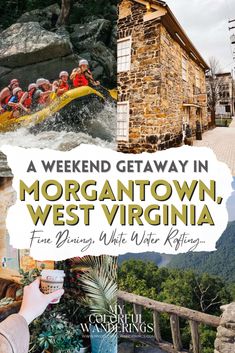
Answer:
[95, 84, 117, 100]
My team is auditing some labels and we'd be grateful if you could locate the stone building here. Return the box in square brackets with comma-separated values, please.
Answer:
[117, 0, 209, 153]
[215, 72, 235, 119]
[0, 177, 18, 279]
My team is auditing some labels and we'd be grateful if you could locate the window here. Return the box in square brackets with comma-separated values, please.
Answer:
[195, 69, 200, 89]
[117, 102, 129, 141]
[182, 56, 188, 81]
[117, 37, 132, 73]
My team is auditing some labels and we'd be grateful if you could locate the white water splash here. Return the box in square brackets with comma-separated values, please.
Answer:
[0, 103, 116, 152]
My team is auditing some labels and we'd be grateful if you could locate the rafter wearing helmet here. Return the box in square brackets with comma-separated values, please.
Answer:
[70, 59, 100, 88]
[33, 78, 53, 108]
[0, 79, 20, 112]
[57, 71, 70, 97]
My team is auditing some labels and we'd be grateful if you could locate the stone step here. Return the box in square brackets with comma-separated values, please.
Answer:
[118, 342, 167, 353]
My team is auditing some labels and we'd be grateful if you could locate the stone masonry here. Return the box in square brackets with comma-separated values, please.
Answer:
[214, 303, 235, 353]
[118, 0, 208, 153]
[0, 178, 15, 277]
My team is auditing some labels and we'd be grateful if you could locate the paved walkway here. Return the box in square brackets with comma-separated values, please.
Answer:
[194, 119, 235, 176]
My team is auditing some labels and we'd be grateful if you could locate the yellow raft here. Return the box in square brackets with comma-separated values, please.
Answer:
[0, 86, 116, 133]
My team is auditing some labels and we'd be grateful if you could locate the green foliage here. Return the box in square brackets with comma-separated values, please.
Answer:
[118, 259, 232, 353]
[200, 326, 217, 353]
[168, 221, 235, 283]
[30, 308, 83, 353]
[19, 267, 43, 286]
[79, 256, 117, 319]
[119, 252, 163, 267]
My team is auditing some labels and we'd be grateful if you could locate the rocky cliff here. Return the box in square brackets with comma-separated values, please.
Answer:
[0, 1, 117, 88]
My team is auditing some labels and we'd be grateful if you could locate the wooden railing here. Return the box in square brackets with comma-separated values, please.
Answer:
[117, 290, 221, 353]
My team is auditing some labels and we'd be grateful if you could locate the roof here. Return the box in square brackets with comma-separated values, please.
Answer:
[134, 0, 210, 70]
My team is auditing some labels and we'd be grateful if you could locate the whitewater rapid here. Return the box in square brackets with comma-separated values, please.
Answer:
[0, 102, 116, 149]
[0, 103, 116, 175]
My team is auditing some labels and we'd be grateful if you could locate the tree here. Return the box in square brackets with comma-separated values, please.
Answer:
[206, 57, 222, 127]
[57, 0, 71, 26]
[193, 273, 231, 314]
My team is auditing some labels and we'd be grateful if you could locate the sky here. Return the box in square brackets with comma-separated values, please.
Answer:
[166, 0, 235, 74]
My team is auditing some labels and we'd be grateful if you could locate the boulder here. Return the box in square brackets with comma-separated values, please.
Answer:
[81, 15, 103, 24]
[70, 19, 112, 52]
[0, 54, 79, 89]
[78, 52, 92, 62]
[0, 66, 11, 77]
[91, 62, 104, 81]
[214, 303, 235, 353]
[55, 26, 72, 48]
[17, 3, 60, 30]
[0, 22, 72, 68]
[90, 41, 116, 82]
[109, 24, 117, 53]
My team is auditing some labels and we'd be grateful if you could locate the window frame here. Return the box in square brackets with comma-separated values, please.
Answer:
[117, 36, 132, 73]
[182, 55, 188, 82]
[117, 101, 130, 141]
[195, 68, 201, 89]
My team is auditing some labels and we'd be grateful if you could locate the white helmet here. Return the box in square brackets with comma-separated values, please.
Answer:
[28, 83, 37, 91]
[12, 87, 22, 96]
[79, 59, 89, 66]
[36, 78, 48, 87]
[59, 71, 69, 78]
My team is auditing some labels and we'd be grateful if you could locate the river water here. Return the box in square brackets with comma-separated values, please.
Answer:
[0, 102, 116, 176]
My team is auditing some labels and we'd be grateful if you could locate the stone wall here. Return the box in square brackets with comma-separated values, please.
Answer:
[215, 303, 235, 353]
[0, 178, 18, 278]
[118, 0, 208, 153]
[118, 1, 162, 153]
[160, 25, 208, 141]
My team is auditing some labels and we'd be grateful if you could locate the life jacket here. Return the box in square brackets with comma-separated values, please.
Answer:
[38, 95, 47, 105]
[35, 88, 48, 105]
[10, 91, 25, 111]
[57, 81, 69, 96]
[23, 90, 35, 108]
[73, 69, 91, 88]
[0, 86, 12, 106]
[2, 95, 11, 106]
[1, 95, 12, 111]
[17, 91, 24, 101]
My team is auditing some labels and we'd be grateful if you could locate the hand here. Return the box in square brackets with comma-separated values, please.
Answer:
[19, 278, 64, 325]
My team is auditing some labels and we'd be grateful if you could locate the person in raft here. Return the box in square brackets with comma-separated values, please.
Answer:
[0, 79, 20, 112]
[7, 87, 30, 116]
[0, 278, 64, 353]
[34, 78, 52, 108]
[70, 59, 100, 88]
[22, 83, 38, 111]
[56, 71, 70, 96]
